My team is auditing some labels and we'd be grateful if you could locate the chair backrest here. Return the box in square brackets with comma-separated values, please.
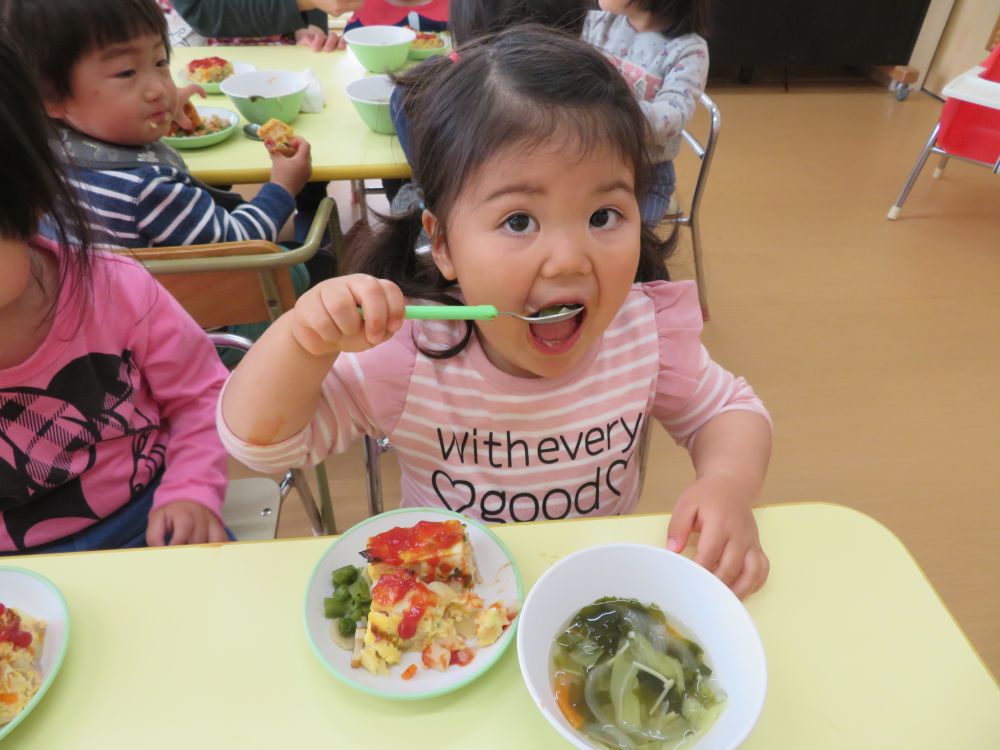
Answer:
[677, 91, 721, 227]
[120, 196, 338, 329]
[127, 240, 298, 328]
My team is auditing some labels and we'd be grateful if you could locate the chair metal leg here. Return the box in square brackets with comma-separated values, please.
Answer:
[314, 463, 336, 534]
[688, 219, 709, 321]
[932, 155, 949, 179]
[363, 435, 386, 518]
[286, 468, 327, 536]
[887, 122, 940, 220]
[351, 180, 369, 223]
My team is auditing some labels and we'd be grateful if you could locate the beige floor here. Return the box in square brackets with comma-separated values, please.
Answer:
[239, 79, 1000, 679]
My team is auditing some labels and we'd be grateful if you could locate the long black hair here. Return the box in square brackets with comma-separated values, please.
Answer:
[0, 33, 95, 313]
[353, 26, 673, 359]
[0, 0, 170, 102]
[449, 0, 589, 45]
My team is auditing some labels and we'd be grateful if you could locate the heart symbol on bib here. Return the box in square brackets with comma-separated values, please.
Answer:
[431, 470, 476, 514]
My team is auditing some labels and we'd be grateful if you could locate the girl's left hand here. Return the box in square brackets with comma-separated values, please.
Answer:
[147, 501, 228, 546]
[666, 476, 769, 599]
[173, 84, 206, 130]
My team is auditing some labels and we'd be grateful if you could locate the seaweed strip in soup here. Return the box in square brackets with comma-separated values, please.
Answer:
[550, 598, 725, 749]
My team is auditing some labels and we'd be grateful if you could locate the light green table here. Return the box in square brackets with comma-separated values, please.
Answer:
[3, 504, 998, 748]
[171, 46, 411, 184]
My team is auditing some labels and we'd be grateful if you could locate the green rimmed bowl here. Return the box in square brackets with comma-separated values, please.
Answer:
[344, 25, 415, 73]
[345, 75, 396, 135]
[303, 507, 523, 700]
[0, 567, 70, 742]
[220, 70, 307, 125]
[160, 106, 239, 150]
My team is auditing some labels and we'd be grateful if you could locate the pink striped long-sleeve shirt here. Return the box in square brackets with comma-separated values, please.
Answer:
[219, 281, 770, 523]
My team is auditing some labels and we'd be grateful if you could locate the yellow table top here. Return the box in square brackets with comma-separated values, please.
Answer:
[3, 503, 998, 748]
[171, 46, 412, 184]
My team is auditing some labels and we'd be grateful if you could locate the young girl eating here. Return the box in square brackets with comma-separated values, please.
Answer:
[220, 27, 772, 598]
[0, 36, 230, 553]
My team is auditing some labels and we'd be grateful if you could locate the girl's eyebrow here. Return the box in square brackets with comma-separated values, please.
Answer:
[482, 179, 633, 204]
[99, 44, 141, 61]
[99, 39, 164, 61]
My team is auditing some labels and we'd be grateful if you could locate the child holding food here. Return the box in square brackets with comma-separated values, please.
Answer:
[2, 0, 313, 252]
[220, 28, 772, 599]
[0, 35, 231, 552]
[583, 0, 711, 225]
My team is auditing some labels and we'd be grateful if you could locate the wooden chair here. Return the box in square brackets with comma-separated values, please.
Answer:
[122, 196, 343, 536]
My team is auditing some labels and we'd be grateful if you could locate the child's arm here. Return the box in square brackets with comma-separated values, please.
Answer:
[133, 144, 310, 246]
[640, 37, 709, 145]
[666, 411, 771, 599]
[124, 262, 231, 544]
[221, 274, 406, 448]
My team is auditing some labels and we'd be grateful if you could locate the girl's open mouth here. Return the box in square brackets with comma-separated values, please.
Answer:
[527, 303, 586, 354]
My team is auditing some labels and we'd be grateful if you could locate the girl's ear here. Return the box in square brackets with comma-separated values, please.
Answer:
[423, 209, 457, 280]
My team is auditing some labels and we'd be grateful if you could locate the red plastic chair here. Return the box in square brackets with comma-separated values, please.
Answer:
[888, 46, 1000, 219]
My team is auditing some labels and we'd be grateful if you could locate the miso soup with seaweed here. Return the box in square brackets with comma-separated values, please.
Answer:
[550, 597, 725, 749]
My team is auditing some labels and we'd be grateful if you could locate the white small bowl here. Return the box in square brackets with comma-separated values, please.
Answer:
[517, 544, 766, 750]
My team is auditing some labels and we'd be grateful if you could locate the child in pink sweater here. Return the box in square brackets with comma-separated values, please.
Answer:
[221, 28, 773, 598]
[0, 37, 229, 553]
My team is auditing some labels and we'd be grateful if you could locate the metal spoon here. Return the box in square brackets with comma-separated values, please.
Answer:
[358, 304, 584, 324]
[243, 123, 263, 141]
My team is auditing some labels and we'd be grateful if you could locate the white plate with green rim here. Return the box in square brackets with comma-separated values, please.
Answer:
[175, 60, 256, 94]
[0, 567, 70, 741]
[303, 507, 523, 700]
[161, 106, 239, 150]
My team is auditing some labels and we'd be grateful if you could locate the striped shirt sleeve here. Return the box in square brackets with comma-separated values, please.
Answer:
[653, 345, 771, 450]
[644, 280, 771, 449]
[134, 168, 295, 246]
[217, 328, 419, 473]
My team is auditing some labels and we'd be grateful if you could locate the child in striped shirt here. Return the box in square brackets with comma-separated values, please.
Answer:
[220, 28, 772, 598]
[5, 0, 313, 250]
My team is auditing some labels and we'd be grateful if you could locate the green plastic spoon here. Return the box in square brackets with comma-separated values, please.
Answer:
[357, 304, 583, 323]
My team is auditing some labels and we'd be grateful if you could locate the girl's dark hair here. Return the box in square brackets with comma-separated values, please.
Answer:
[0, 34, 95, 313]
[0, 0, 170, 101]
[635, 0, 713, 38]
[353, 26, 673, 358]
[449, 0, 589, 45]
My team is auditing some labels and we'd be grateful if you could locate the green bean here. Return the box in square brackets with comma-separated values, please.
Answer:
[331, 565, 359, 587]
[348, 575, 371, 604]
[338, 617, 358, 637]
[324, 597, 349, 619]
[330, 586, 352, 604]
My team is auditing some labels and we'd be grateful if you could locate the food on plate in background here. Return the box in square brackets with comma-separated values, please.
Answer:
[0, 603, 46, 725]
[186, 56, 235, 84]
[167, 111, 231, 138]
[258, 118, 298, 156]
[550, 597, 725, 749]
[325, 519, 518, 677]
[412, 31, 444, 50]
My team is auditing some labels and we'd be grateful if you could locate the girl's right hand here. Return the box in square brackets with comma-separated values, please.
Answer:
[290, 274, 406, 356]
